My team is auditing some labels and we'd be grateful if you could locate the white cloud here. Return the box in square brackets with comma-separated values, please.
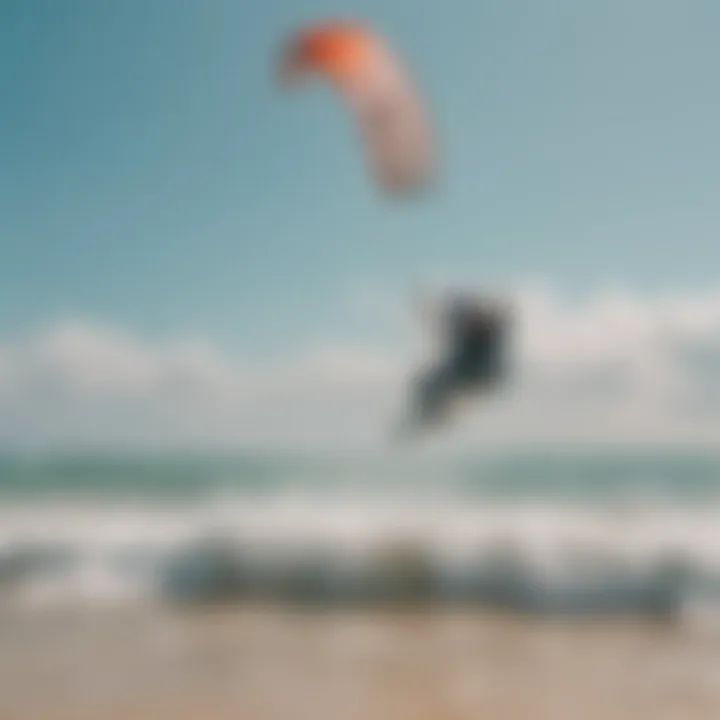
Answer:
[2, 285, 720, 452]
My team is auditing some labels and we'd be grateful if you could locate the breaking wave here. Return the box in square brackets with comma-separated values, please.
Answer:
[3, 490, 720, 621]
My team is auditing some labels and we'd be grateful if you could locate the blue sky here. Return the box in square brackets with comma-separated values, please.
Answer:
[3, 0, 720, 358]
[3, 1, 720, 450]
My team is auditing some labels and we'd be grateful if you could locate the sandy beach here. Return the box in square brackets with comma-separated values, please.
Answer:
[2, 603, 720, 720]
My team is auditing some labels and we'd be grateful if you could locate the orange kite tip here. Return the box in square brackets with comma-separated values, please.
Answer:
[281, 20, 378, 83]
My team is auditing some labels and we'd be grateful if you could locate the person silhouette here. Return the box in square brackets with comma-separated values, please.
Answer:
[396, 292, 511, 437]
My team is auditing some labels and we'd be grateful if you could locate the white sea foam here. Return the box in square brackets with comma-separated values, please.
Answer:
[1, 489, 720, 619]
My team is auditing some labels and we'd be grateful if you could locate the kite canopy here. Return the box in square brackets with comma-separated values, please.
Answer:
[279, 21, 436, 195]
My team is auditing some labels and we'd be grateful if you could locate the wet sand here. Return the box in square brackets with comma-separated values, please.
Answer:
[2, 604, 720, 720]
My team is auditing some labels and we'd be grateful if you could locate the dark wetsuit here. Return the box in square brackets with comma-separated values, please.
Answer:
[444, 300, 506, 388]
[408, 297, 509, 429]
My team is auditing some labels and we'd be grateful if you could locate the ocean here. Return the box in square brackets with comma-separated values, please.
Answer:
[4, 450, 720, 719]
[2, 449, 720, 618]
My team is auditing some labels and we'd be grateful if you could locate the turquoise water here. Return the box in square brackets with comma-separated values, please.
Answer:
[0, 450, 719, 503]
[2, 450, 720, 616]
